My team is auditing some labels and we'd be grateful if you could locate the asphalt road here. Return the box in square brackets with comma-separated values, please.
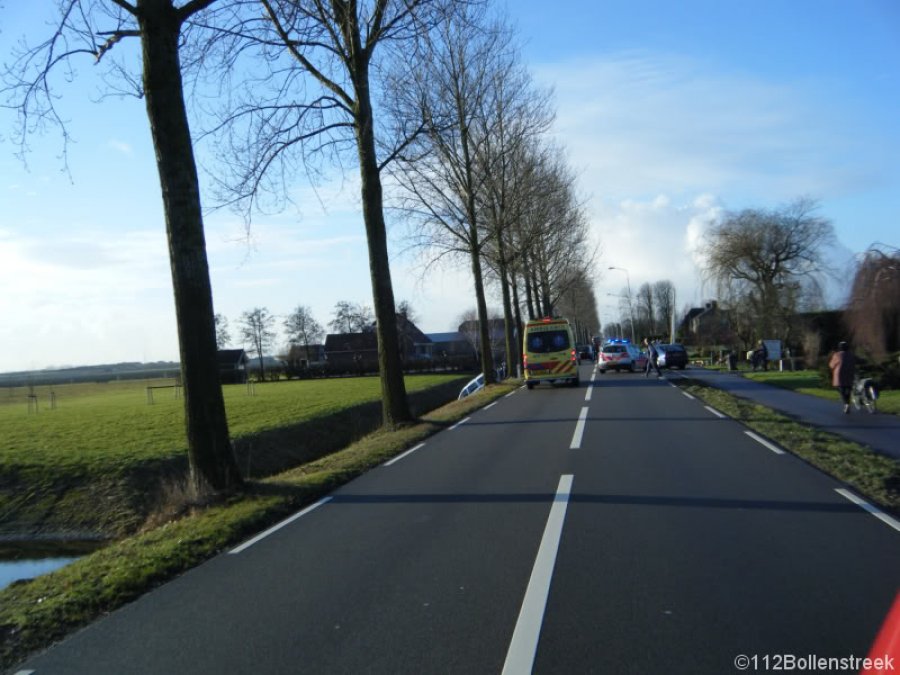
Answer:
[13, 365, 900, 674]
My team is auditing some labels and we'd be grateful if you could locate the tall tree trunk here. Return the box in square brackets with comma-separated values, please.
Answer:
[138, 0, 242, 494]
[523, 269, 535, 320]
[496, 236, 517, 376]
[470, 228, 496, 384]
[511, 272, 530, 377]
[351, 48, 411, 427]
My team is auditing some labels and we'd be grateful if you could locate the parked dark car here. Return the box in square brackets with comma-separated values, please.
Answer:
[656, 343, 688, 369]
[578, 344, 594, 362]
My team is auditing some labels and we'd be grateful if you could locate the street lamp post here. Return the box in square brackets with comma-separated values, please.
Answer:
[608, 266, 636, 343]
[670, 286, 676, 344]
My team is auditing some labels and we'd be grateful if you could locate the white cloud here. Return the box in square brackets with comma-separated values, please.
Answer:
[107, 139, 133, 155]
[537, 51, 867, 202]
[590, 193, 723, 318]
[0, 229, 176, 371]
[526, 49, 881, 326]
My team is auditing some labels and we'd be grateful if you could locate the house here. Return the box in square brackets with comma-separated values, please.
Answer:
[284, 344, 326, 369]
[683, 301, 733, 345]
[457, 318, 506, 361]
[397, 315, 432, 361]
[217, 349, 249, 384]
[324, 332, 379, 371]
[425, 332, 472, 359]
[324, 315, 433, 372]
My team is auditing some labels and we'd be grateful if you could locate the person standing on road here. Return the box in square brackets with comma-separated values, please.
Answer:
[643, 338, 662, 378]
[828, 341, 856, 414]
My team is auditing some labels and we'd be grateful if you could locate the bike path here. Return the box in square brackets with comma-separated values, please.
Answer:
[672, 368, 900, 460]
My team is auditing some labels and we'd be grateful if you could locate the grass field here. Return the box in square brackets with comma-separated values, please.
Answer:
[0, 374, 470, 535]
[1, 375, 463, 472]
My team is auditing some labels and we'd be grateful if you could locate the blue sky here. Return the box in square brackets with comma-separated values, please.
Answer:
[1, 0, 898, 373]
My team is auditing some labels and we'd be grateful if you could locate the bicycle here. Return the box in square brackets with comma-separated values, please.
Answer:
[851, 377, 878, 414]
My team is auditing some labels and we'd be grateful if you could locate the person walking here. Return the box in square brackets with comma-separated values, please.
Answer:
[828, 341, 856, 414]
[643, 338, 662, 378]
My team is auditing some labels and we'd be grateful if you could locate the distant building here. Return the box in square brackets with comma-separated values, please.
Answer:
[683, 300, 733, 345]
[425, 332, 472, 359]
[285, 344, 326, 369]
[325, 315, 432, 371]
[217, 349, 249, 384]
[324, 332, 379, 371]
[457, 318, 506, 361]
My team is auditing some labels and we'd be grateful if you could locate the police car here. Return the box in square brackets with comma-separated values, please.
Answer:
[597, 338, 636, 373]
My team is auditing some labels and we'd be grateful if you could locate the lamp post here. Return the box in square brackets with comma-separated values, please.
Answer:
[608, 266, 636, 342]
[670, 286, 677, 344]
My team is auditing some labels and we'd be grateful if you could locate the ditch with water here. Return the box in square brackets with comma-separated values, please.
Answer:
[0, 540, 105, 591]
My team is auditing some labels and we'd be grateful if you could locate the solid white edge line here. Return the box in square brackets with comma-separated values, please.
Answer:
[502, 474, 574, 675]
[570, 407, 589, 449]
[744, 431, 785, 455]
[449, 416, 470, 431]
[835, 488, 900, 534]
[383, 442, 426, 467]
[682, 391, 695, 400]
[229, 497, 332, 554]
[705, 405, 727, 419]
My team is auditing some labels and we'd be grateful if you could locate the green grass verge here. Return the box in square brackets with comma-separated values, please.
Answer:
[675, 377, 900, 513]
[742, 370, 900, 415]
[0, 381, 521, 670]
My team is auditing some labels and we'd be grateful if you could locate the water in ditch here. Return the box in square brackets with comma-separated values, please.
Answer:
[0, 540, 104, 591]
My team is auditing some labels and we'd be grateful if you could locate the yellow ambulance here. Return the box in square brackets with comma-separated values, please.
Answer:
[522, 317, 580, 389]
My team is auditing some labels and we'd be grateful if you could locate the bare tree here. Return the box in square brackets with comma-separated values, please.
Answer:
[701, 197, 835, 340]
[284, 305, 324, 351]
[199, 1, 456, 428]
[477, 50, 554, 375]
[846, 244, 900, 360]
[329, 301, 375, 334]
[555, 271, 600, 344]
[240, 307, 277, 380]
[329, 301, 356, 334]
[634, 283, 656, 337]
[391, 3, 503, 383]
[526, 149, 595, 316]
[215, 313, 231, 349]
[653, 280, 676, 339]
[396, 299, 418, 324]
[2, 0, 242, 494]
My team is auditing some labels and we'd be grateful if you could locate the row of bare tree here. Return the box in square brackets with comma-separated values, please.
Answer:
[2, 1, 596, 496]
[389, 4, 598, 381]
